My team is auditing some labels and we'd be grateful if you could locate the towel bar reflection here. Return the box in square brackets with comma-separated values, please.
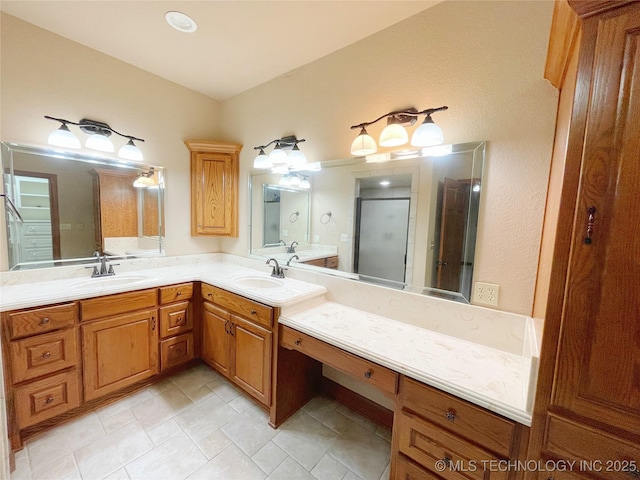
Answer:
[289, 211, 300, 223]
[320, 211, 332, 224]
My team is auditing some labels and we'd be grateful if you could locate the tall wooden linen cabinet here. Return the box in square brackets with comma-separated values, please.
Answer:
[186, 141, 242, 237]
[527, 1, 640, 479]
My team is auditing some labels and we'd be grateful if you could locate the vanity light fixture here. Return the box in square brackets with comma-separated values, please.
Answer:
[45, 116, 145, 161]
[350, 106, 448, 156]
[133, 168, 156, 188]
[253, 135, 306, 170]
[279, 172, 310, 189]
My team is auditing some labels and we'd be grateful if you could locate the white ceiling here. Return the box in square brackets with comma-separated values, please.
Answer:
[1, 1, 437, 101]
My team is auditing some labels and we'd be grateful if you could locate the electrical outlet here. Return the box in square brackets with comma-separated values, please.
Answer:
[59, 223, 72, 230]
[314, 235, 320, 242]
[340, 233, 349, 242]
[473, 282, 500, 307]
[281, 229, 288, 237]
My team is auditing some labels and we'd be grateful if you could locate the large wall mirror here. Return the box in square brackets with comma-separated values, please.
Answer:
[250, 141, 485, 303]
[2, 142, 165, 270]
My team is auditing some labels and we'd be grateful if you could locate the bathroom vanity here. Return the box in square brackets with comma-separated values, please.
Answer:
[0, 255, 537, 478]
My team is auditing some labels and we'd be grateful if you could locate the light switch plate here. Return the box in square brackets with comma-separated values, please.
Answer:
[340, 233, 348, 242]
[314, 235, 320, 242]
[473, 282, 500, 307]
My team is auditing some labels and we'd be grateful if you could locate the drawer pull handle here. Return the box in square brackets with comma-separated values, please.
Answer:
[45, 395, 54, 404]
[177, 316, 183, 325]
[294, 339, 301, 346]
[251, 310, 257, 315]
[207, 293, 212, 297]
[445, 410, 456, 422]
[42, 352, 51, 359]
[364, 370, 372, 379]
[176, 291, 182, 296]
[40, 317, 50, 325]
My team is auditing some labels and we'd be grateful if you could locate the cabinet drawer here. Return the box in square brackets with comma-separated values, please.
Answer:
[9, 303, 76, 339]
[23, 237, 53, 248]
[159, 283, 193, 304]
[14, 370, 80, 429]
[22, 223, 52, 236]
[10, 329, 77, 383]
[324, 256, 339, 269]
[22, 248, 53, 261]
[543, 413, 640, 480]
[397, 411, 508, 480]
[201, 284, 273, 328]
[161, 333, 194, 371]
[159, 301, 192, 339]
[280, 325, 398, 397]
[396, 454, 444, 480]
[81, 289, 157, 321]
[402, 377, 515, 457]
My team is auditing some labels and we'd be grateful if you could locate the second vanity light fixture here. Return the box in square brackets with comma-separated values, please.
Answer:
[350, 106, 448, 156]
[253, 135, 306, 170]
[45, 116, 145, 161]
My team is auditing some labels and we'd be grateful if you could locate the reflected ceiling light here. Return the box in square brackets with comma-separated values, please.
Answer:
[279, 172, 310, 189]
[47, 122, 81, 149]
[350, 106, 448, 156]
[165, 11, 197, 33]
[421, 144, 453, 157]
[45, 116, 145, 160]
[252, 135, 306, 170]
[380, 180, 391, 187]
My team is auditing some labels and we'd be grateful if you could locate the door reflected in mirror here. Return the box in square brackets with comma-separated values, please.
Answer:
[250, 142, 485, 303]
[2, 142, 165, 270]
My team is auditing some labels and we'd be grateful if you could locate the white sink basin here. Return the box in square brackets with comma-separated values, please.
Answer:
[233, 276, 283, 289]
[69, 275, 149, 290]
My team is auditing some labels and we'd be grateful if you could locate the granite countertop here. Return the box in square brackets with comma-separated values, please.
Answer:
[0, 261, 327, 312]
[279, 301, 534, 425]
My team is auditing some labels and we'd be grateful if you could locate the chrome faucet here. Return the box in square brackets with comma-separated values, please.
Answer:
[266, 258, 285, 278]
[286, 241, 298, 254]
[86, 255, 118, 278]
[286, 254, 299, 266]
[279, 240, 287, 247]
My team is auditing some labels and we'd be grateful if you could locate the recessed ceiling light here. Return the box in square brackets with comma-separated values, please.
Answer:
[165, 11, 197, 33]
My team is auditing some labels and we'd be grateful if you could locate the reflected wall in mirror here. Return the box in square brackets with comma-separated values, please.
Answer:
[250, 142, 485, 303]
[2, 142, 165, 270]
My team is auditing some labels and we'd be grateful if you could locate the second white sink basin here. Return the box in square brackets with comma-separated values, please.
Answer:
[233, 276, 283, 289]
[70, 275, 149, 290]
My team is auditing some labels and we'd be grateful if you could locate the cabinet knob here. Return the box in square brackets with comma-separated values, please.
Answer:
[294, 339, 301, 346]
[250, 310, 257, 315]
[45, 395, 54, 404]
[207, 293, 212, 297]
[40, 317, 50, 325]
[42, 351, 51, 359]
[176, 291, 182, 296]
[445, 409, 456, 422]
[176, 316, 183, 325]
[364, 370, 372, 379]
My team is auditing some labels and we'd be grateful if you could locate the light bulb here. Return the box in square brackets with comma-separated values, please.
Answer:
[86, 133, 114, 152]
[379, 120, 408, 147]
[411, 115, 444, 147]
[118, 139, 143, 161]
[350, 127, 377, 156]
[48, 124, 80, 149]
[253, 148, 272, 169]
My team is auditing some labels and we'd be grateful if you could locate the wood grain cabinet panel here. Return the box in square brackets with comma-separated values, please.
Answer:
[10, 329, 77, 383]
[80, 289, 157, 321]
[186, 141, 242, 237]
[159, 301, 192, 339]
[280, 325, 398, 398]
[160, 333, 194, 371]
[159, 283, 193, 304]
[8, 303, 76, 339]
[201, 284, 274, 407]
[82, 309, 159, 401]
[14, 370, 80, 429]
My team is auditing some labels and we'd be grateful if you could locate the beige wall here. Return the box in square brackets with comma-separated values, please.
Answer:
[0, 13, 222, 270]
[220, 1, 558, 315]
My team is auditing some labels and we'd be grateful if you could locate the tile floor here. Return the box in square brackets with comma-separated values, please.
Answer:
[10, 364, 392, 480]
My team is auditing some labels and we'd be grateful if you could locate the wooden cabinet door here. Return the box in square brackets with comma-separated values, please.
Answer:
[231, 314, 272, 406]
[202, 303, 232, 377]
[187, 141, 241, 237]
[82, 309, 158, 401]
[550, 4, 640, 436]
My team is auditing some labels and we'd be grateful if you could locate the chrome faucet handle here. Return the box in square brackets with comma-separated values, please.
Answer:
[85, 265, 100, 277]
[286, 255, 299, 266]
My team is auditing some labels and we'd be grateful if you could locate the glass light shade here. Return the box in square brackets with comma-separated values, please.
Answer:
[118, 139, 143, 161]
[299, 177, 311, 189]
[289, 175, 301, 187]
[269, 145, 288, 164]
[86, 133, 114, 152]
[253, 149, 272, 169]
[411, 117, 444, 147]
[279, 174, 293, 186]
[287, 145, 307, 168]
[350, 128, 377, 156]
[48, 124, 80, 149]
[379, 123, 408, 147]
[133, 175, 155, 188]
